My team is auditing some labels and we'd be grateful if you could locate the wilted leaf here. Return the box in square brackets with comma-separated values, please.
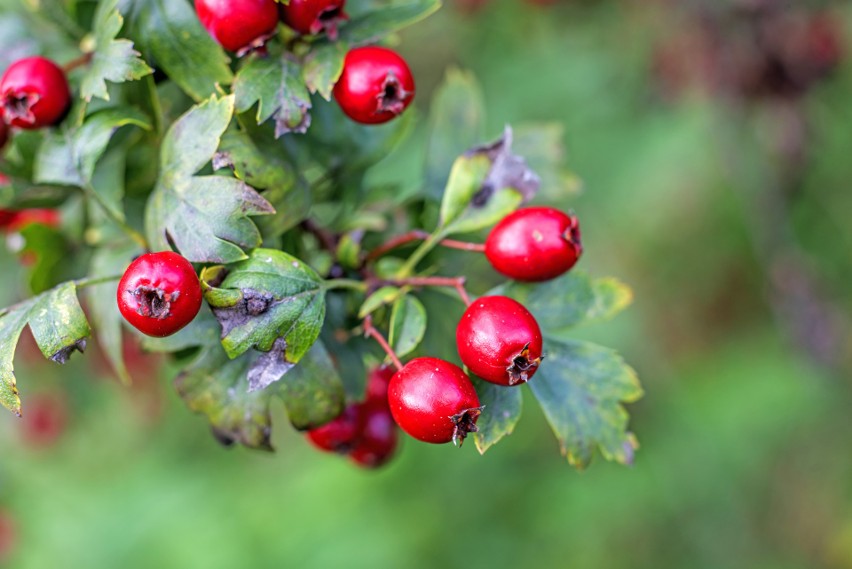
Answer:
[81, 0, 153, 102]
[529, 340, 643, 469]
[145, 95, 274, 263]
[0, 282, 90, 416]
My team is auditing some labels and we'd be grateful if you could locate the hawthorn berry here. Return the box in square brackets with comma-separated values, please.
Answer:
[333, 46, 415, 125]
[0, 57, 70, 129]
[365, 364, 394, 404]
[457, 296, 543, 386]
[349, 401, 399, 468]
[485, 207, 583, 282]
[388, 357, 481, 446]
[306, 403, 362, 454]
[0, 114, 8, 149]
[117, 251, 203, 337]
[280, 0, 348, 39]
[194, 0, 279, 54]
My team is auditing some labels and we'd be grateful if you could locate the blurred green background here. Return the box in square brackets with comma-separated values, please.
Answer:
[2, 0, 852, 568]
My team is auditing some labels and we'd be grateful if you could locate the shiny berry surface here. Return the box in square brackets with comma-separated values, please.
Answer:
[0, 57, 70, 129]
[306, 404, 362, 453]
[280, 0, 348, 39]
[333, 46, 415, 125]
[485, 207, 583, 282]
[117, 252, 203, 337]
[349, 401, 399, 468]
[195, 0, 279, 53]
[457, 296, 543, 386]
[365, 365, 394, 403]
[388, 357, 481, 445]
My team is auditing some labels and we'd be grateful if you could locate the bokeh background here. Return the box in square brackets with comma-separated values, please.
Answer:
[2, 0, 852, 567]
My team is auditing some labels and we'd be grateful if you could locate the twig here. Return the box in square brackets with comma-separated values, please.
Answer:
[365, 230, 485, 263]
[363, 315, 403, 371]
[375, 276, 472, 307]
[63, 52, 93, 73]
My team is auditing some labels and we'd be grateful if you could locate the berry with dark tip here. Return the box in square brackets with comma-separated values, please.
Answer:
[333, 46, 415, 125]
[280, 0, 348, 39]
[0, 57, 70, 129]
[194, 0, 279, 54]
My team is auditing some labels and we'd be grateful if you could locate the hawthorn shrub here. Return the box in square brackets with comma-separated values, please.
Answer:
[0, 0, 642, 469]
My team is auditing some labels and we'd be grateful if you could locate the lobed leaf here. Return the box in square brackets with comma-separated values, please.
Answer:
[303, 41, 348, 101]
[81, 0, 153, 102]
[202, 249, 326, 371]
[0, 283, 90, 416]
[234, 53, 312, 137]
[529, 340, 643, 469]
[471, 376, 523, 455]
[145, 95, 274, 263]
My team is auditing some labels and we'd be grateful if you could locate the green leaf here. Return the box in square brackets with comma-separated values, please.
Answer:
[86, 241, 142, 385]
[303, 41, 348, 101]
[34, 107, 151, 189]
[425, 68, 486, 201]
[358, 286, 403, 319]
[389, 294, 426, 358]
[493, 271, 633, 336]
[215, 130, 309, 238]
[202, 249, 326, 367]
[529, 340, 643, 469]
[145, 95, 274, 263]
[81, 0, 153, 102]
[340, 0, 442, 45]
[471, 376, 522, 455]
[140, 305, 223, 353]
[134, 0, 233, 101]
[0, 282, 90, 416]
[234, 53, 312, 136]
[439, 127, 540, 235]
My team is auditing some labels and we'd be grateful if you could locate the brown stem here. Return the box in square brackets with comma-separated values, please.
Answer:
[63, 52, 93, 73]
[365, 230, 485, 263]
[375, 276, 472, 307]
[300, 219, 338, 255]
[363, 315, 403, 371]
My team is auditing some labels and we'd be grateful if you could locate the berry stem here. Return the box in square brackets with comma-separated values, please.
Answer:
[366, 230, 485, 263]
[363, 315, 403, 372]
[324, 278, 368, 293]
[63, 52, 93, 73]
[378, 276, 472, 306]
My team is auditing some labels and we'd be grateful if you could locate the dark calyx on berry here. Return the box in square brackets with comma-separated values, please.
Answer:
[451, 406, 483, 447]
[563, 214, 583, 254]
[131, 286, 178, 319]
[316, 6, 346, 39]
[2, 91, 39, 125]
[377, 73, 411, 115]
[508, 342, 542, 385]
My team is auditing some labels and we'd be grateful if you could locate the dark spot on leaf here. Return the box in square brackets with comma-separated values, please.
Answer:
[50, 338, 87, 364]
[471, 183, 494, 207]
[247, 337, 296, 392]
[212, 151, 234, 171]
[467, 126, 541, 204]
[213, 288, 278, 339]
[211, 427, 236, 448]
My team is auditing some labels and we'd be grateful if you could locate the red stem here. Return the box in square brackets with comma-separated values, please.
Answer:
[365, 230, 485, 263]
[363, 315, 403, 371]
[63, 52, 93, 73]
[376, 276, 472, 307]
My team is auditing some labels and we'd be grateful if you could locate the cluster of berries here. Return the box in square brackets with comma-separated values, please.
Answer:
[194, 0, 415, 125]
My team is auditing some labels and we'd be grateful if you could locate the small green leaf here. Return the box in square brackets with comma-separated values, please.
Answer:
[81, 0, 153, 102]
[0, 282, 90, 416]
[389, 294, 426, 358]
[529, 340, 643, 469]
[471, 376, 522, 455]
[202, 249, 326, 367]
[358, 286, 403, 319]
[493, 271, 633, 336]
[145, 95, 274, 263]
[425, 68, 486, 201]
[303, 41, 348, 101]
[439, 127, 540, 235]
[134, 0, 233, 101]
[234, 53, 312, 136]
[86, 241, 142, 385]
[340, 0, 442, 45]
[34, 107, 151, 189]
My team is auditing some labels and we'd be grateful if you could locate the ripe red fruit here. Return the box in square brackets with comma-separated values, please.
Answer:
[485, 207, 583, 282]
[365, 364, 394, 404]
[388, 357, 481, 445]
[333, 46, 415, 125]
[0, 57, 71, 129]
[280, 0, 348, 39]
[457, 296, 543, 386]
[349, 401, 398, 468]
[2, 208, 60, 233]
[306, 404, 362, 453]
[117, 252, 203, 337]
[195, 0, 279, 54]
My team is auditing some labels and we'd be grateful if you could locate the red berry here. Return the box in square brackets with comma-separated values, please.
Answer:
[349, 401, 398, 468]
[4, 208, 60, 233]
[280, 0, 348, 39]
[485, 207, 583, 282]
[117, 252, 203, 337]
[306, 403, 362, 453]
[194, 0, 279, 54]
[0, 57, 71, 129]
[333, 46, 415, 125]
[457, 296, 543, 386]
[388, 357, 481, 445]
[365, 364, 394, 404]
[0, 114, 8, 149]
